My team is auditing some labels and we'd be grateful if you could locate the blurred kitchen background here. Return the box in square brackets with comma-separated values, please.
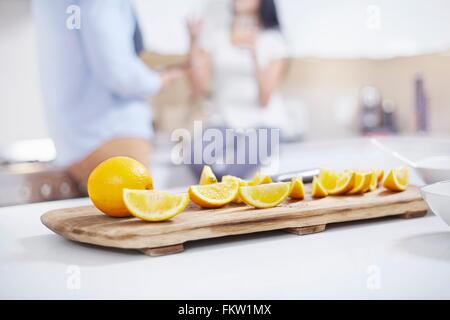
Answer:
[1, 0, 450, 206]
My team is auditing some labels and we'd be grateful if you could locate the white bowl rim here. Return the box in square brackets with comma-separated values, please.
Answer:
[415, 155, 450, 169]
[421, 180, 450, 196]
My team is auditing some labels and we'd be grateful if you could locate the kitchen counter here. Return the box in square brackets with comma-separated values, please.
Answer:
[1, 136, 450, 299]
[1, 199, 450, 299]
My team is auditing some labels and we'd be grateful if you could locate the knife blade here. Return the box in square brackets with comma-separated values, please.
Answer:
[270, 168, 320, 183]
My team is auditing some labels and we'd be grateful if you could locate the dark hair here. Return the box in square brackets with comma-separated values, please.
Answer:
[259, 0, 281, 30]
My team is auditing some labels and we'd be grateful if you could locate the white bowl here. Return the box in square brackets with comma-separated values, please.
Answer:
[414, 156, 450, 184]
[421, 180, 450, 226]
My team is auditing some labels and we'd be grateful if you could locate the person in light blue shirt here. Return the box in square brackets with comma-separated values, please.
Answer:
[32, 0, 182, 187]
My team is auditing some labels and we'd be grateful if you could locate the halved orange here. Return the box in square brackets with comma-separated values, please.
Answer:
[239, 182, 290, 209]
[189, 180, 239, 208]
[383, 167, 409, 192]
[123, 189, 189, 222]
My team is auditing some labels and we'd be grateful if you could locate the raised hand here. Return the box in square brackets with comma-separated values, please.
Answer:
[186, 17, 203, 44]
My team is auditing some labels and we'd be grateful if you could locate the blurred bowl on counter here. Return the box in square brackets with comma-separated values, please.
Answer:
[414, 156, 450, 184]
[421, 180, 450, 227]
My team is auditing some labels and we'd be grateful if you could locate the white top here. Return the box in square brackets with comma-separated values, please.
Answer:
[201, 28, 290, 129]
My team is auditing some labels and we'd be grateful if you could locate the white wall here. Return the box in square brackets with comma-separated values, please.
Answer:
[136, 0, 450, 58]
[279, 0, 450, 58]
[1, 0, 450, 147]
[0, 0, 48, 146]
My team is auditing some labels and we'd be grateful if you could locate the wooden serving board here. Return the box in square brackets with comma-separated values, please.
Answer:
[41, 186, 428, 257]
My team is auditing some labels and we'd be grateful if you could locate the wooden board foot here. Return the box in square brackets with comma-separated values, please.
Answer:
[285, 224, 326, 235]
[399, 210, 427, 219]
[140, 244, 184, 257]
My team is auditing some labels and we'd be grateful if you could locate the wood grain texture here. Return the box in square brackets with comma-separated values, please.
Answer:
[400, 211, 428, 219]
[140, 244, 184, 257]
[41, 186, 428, 255]
[285, 224, 326, 235]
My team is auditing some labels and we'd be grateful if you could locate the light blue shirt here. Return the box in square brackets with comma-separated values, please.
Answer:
[32, 0, 161, 166]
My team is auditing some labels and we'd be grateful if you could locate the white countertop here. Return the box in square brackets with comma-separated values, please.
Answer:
[1, 198, 450, 299]
[1, 136, 450, 299]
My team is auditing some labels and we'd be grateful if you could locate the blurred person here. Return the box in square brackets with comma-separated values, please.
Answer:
[186, 0, 289, 178]
[187, 0, 289, 129]
[32, 0, 183, 191]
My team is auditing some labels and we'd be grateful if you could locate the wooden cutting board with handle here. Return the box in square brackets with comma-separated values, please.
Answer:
[41, 186, 427, 257]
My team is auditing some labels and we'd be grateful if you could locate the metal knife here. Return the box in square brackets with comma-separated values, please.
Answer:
[270, 168, 320, 183]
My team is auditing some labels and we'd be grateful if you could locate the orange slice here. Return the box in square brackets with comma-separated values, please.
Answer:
[249, 172, 273, 186]
[289, 176, 305, 199]
[376, 169, 385, 183]
[239, 182, 290, 209]
[199, 165, 218, 185]
[123, 189, 189, 222]
[383, 167, 409, 192]
[318, 168, 340, 190]
[328, 171, 356, 195]
[367, 172, 378, 192]
[311, 176, 328, 198]
[348, 172, 368, 194]
[189, 181, 239, 208]
[350, 171, 375, 194]
[222, 175, 249, 203]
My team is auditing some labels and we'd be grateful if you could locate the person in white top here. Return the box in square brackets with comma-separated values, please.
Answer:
[187, 0, 290, 130]
[186, 0, 290, 178]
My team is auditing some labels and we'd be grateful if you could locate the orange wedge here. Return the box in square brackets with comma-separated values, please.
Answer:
[328, 171, 356, 195]
[383, 167, 409, 192]
[311, 176, 328, 198]
[289, 176, 305, 199]
[318, 168, 340, 190]
[199, 165, 218, 185]
[239, 182, 290, 209]
[123, 189, 189, 222]
[249, 172, 272, 186]
[347, 172, 368, 194]
[189, 180, 239, 208]
[367, 171, 378, 192]
[222, 175, 249, 203]
[360, 172, 375, 193]
[376, 169, 385, 183]
[350, 171, 375, 194]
